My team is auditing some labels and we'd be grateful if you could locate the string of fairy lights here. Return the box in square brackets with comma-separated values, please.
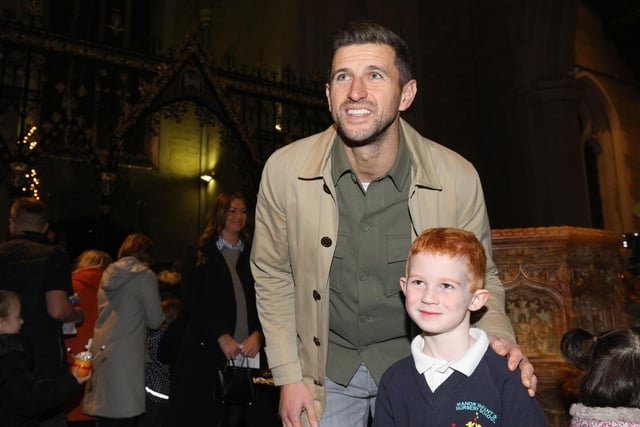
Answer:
[13, 126, 41, 200]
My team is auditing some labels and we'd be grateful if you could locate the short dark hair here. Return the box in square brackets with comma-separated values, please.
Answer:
[561, 327, 640, 408]
[330, 20, 413, 86]
[10, 197, 49, 230]
[117, 233, 153, 265]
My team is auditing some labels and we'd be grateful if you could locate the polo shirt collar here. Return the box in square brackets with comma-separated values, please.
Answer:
[412, 328, 489, 377]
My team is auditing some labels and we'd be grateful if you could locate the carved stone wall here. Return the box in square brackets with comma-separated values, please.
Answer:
[492, 226, 628, 427]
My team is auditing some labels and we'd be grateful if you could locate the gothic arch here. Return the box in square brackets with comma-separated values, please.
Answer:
[576, 72, 634, 232]
[109, 34, 260, 187]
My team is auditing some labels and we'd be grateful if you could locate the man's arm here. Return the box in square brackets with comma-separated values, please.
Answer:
[251, 155, 321, 426]
[46, 289, 83, 324]
[456, 166, 536, 395]
[251, 160, 302, 385]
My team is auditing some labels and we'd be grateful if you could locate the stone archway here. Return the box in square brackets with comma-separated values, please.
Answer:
[108, 34, 261, 192]
[576, 73, 634, 232]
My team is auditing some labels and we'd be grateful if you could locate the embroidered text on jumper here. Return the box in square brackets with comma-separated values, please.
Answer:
[455, 401, 498, 424]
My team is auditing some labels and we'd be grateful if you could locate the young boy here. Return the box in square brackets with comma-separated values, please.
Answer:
[373, 228, 548, 426]
[0, 290, 90, 426]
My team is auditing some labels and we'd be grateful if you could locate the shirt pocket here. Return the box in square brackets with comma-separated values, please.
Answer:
[329, 232, 348, 295]
[384, 234, 411, 297]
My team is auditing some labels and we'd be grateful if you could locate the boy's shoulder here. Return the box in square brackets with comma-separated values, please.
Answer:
[481, 346, 522, 380]
[452, 345, 524, 393]
[380, 355, 416, 382]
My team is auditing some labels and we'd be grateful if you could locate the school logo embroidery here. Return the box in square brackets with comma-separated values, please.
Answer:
[455, 401, 498, 425]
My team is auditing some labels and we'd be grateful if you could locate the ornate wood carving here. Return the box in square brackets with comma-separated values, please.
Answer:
[492, 226, 628, 426]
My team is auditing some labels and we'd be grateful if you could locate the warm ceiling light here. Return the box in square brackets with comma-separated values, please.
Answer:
[200, 171, 215, 182]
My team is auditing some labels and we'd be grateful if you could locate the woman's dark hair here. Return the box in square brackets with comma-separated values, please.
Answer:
[330, 20, 413, 86]
[117, 233, 153, 265]
[199, 192, 250, 247]
[561, 327, 640, 408]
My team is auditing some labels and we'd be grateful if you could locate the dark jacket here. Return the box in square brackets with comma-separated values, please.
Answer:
[163, 239, 262, 426]
[0, 231, 74, 379]
[0, 334, 79, 427]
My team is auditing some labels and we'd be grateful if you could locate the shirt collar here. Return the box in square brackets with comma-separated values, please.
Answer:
[330, 133, 411, 192]
[412, 328, 489, 377]
[216, 236, 244, 251]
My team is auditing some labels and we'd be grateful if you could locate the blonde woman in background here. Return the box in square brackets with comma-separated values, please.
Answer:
[64, 249, 112, 425]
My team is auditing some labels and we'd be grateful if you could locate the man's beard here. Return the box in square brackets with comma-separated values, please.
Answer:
[335, 110, 398, 148]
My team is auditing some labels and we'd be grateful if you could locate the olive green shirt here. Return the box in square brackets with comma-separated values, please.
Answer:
[327, 135, 412, 385]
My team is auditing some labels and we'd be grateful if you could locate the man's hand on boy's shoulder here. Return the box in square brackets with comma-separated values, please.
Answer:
[488, 335, 537, 397]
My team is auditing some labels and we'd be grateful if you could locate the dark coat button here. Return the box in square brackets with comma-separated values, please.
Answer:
[313, 379, 323, 387]
[321, 237, 332, 247]
[313, 290, 321, 301]
[313, 337, 321, 346]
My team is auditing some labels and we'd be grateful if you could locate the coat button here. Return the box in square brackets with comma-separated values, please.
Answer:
[321, 237, 332, 247]
[323, 183, 331, 194]
[313, 379, 323, 387]
[313, 290, 321, 301]
[313, 337, 321, 346]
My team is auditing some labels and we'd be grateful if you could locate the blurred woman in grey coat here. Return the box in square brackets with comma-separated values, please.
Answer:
[83, 233, 164, 427]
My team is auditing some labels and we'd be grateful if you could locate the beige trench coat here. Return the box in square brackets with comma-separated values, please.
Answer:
[251, 119, 515, 423]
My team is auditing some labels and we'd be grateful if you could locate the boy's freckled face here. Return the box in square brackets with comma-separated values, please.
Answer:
[400, 253, 477, 336]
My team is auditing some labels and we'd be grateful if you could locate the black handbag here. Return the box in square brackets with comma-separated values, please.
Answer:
[219, 357, 257, 406]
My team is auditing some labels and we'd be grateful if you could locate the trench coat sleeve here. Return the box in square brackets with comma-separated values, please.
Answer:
[459, 165, 515, 342]
[445, 154, 514, 340]
[139, 271, 165, 330]
[404, 120, 514, 342]
[251, 156, 302, 386]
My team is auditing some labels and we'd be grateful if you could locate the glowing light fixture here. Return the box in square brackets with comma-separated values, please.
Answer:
[200, 171, 215, 183]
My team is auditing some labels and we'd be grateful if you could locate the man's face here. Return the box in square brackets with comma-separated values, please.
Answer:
[325, 43, 416, 147]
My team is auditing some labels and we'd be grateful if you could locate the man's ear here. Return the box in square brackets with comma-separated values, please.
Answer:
[325, 83, 332, 113]
[469, 289, 489, 312]
[400, 278, 408, 296]
[399, 79, 417, 112]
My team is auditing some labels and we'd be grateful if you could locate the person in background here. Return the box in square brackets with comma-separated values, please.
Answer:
[64, 249, 112, 426]
[138, 296, 183, 427]
[0, 197, 84, 427]
[83, 233, 164, 427]
[156, 269, 182, 300]
[373, 228, 547, 426]
[561, 327, 640, 426]
[0, 290, 91, 427]
[251, 20, 535, 427]
[165, 192, 277, 427]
